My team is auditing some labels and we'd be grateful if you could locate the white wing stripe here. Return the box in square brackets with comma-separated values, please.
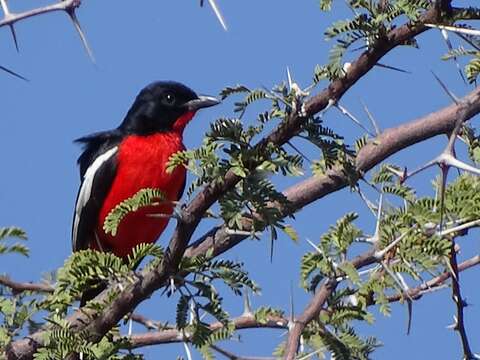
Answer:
[72, 146, 118, 249]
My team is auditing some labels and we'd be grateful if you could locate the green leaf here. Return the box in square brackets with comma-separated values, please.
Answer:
[219, 84, 250, 100]
[103, 188, 166, 236]
[338, 262, 360, 285]
[0, 226, 27, 241]
[282, 225, 299, 243]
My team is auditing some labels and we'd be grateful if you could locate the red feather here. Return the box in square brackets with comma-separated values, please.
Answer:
[95, 112, 195, 257]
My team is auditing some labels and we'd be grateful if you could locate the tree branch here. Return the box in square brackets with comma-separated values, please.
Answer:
[0, 276, 53, 294]
[283, 249, 378, 360]
[385, 255, 480, 303]
[0, 0, 80, 28]
[448, 246, 474, 359]
[126, 313, 288, 348]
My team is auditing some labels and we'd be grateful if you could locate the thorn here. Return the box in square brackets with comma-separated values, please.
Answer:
[375, 62, 411, 74]
[343, 62, 352, 73]
[270, 232, 275, 263]
[439, 29, 466, 84]
[128, 317, 133, 336]
[0, 0, 10, 16]
[306, 238, 339, 271]
[356, 186, 377, 216]
[406, 299, 413, 335]
[404, 158, 437, 180]
[431, 71, 459, 104]
[9, 24, 19, 52]
[287, 66, 293, 91]
[373, 192, 384, 242]
[319, 98, 336, 117]
[444, 257, 458, 281]
[0, 64, 28, 81]
[207, 0, 228, 31]
[306, 238, 323, 255]
[385, 165, 406, 180]
[242, 289, 253, 316]
[446, 315, 459, 330]
[361, 100, 381, 136]
[289, 282, 295, 323]
[188, 300, 195, 325]
[375, 230, 410, 260]
[425, 23, 480, 37]
[335, 103, 375, 136]
[67, 9, 95, 63]
[287, 140, 311, 163]
[183, 342, 193, 360]
[347, 294, 359, 306]
[225, 228, 259, 237]
[441, 154, 480, 176]
[454, 33, 480, 51]
[438, 165, 449, 231]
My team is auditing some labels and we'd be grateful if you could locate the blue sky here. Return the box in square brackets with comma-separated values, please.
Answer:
[1, 0, 479, 358]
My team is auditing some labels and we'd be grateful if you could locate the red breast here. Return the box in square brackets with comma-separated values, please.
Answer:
[96, 131, 187, 257]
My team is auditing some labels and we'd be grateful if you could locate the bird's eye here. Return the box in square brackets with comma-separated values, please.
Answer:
[161, 93, 176, 106]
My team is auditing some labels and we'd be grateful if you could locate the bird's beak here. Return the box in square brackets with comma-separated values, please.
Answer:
[185, 95, 221, 111]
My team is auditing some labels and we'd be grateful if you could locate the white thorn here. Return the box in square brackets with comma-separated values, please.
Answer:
[441, 153, 480, 176]
[68, 9, 95, 63]
[425, 23, 480, 37]
[188, 301, 195, 325]
[287, 66, 293, 91]
[347, 294, 359, 306]
[242, 289, 253, 316]
[207, 0, 228, 31]
[183, 342, 193, 360]
[335, 103, 374, 136]
[343, 62, 352, 73]
[375, 230, 410, 260]
[0, 0, 11, 16]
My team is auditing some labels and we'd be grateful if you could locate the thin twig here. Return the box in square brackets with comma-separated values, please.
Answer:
[449, 245, 474, 359]
[0, 275, 54, 294]
[127, 313, 288, 348]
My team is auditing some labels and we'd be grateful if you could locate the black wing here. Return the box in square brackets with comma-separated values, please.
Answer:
[72, 131, 122, 252]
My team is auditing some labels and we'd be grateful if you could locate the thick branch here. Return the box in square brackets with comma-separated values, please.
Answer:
[127, 313, 288, 348]
[449, 246, 474, 358]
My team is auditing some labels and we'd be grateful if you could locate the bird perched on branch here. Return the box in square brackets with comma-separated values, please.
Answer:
[72, 81, 219, 304]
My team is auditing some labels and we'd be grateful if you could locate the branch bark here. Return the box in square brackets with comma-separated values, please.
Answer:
[0, 0, 80, 28]
[0, 276, 53, 294]
[127, 313, 288, 348]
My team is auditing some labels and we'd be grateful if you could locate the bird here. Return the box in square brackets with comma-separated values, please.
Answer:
[72, 81, 220, 304]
